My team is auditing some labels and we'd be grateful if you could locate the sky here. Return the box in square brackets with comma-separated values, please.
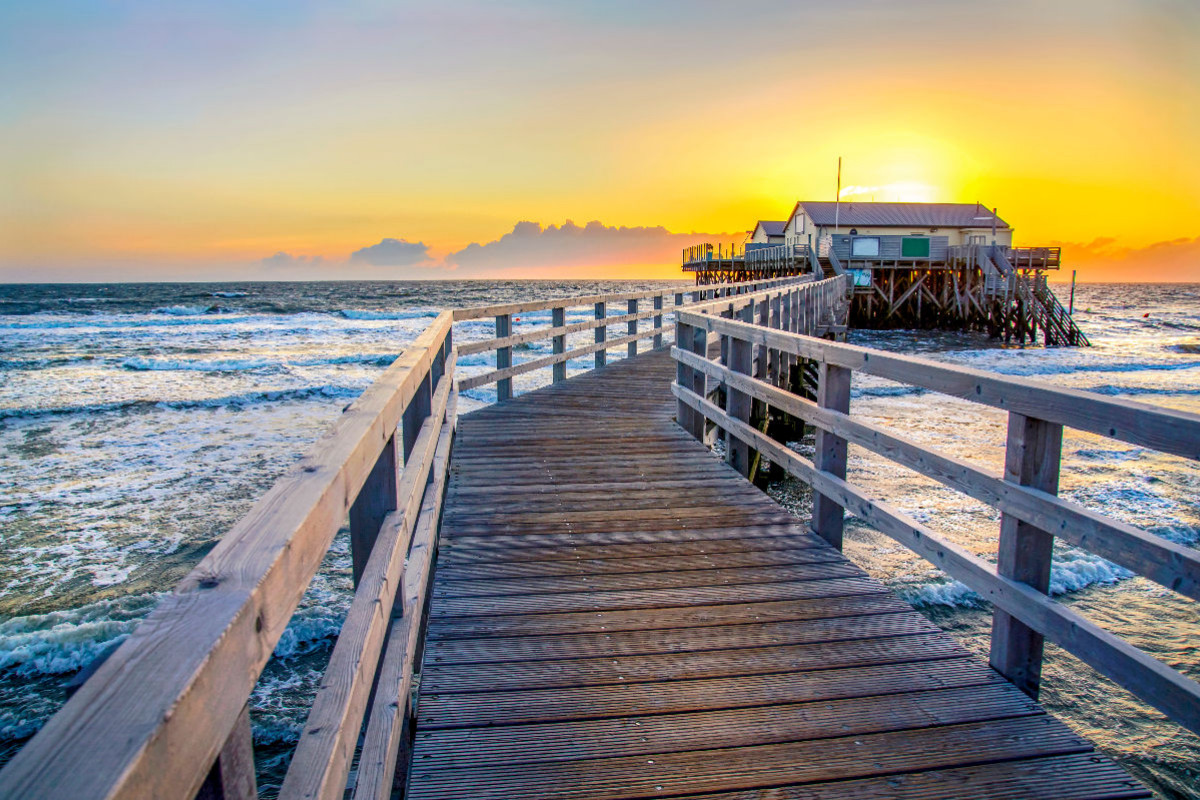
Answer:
[1, 0, 1197, 282]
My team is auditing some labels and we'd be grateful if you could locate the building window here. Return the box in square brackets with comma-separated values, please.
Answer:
[851, 237, 880, 257]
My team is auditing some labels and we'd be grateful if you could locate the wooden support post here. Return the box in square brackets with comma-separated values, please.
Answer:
[349, 357, 432, 584]
[653, 295, 664, 348]
[551, 306, 566, 383]
[990, 412, 1063, 698]
[627, 298, 639, 357]
[348, 433, 400, 585]
[495, 313, 512, 402]
[675, 320, 696, 438]
[811, 363, 851, 549]
[755, 296, 769, 381]
[196, 704, 256, 800]
[690, 325, 709, 442]
[726, 331, 754, 476]
[768, 293, 782, 382]
[401, 369, 432, 462]
[726, 301, 755, 477]
[595, 301, 607, 368]
[780, 290, 792, 387]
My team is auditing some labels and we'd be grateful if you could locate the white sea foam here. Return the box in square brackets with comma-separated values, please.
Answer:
[1048, 552, 1131, 594]
[153, 305, 219, 316]
[1, 384, 364, 420]
[272, 604, 345, 660]
[900, 579, 981, 609]
[0, 594, 160, 679]
[338, 308, 440, 320]
[121, 356, 278, 372]
[901, 551, 1135, 610]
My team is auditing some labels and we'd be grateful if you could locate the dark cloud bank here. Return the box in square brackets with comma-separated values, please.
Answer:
[349, 238, 432, 267]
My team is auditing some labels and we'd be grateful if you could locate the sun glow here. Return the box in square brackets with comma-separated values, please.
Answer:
[838, 182, 939, 204]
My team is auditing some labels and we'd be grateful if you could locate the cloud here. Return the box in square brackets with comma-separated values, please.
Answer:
[349, 238, 432, 266]
[1053, 236, 1200, 282]
[260, 251, 324, 268]
[445, 220, 740, 275]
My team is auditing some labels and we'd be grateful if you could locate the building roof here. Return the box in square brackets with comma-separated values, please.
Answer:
[754, 220, 786, 236]
[797, 202, 1009, 229]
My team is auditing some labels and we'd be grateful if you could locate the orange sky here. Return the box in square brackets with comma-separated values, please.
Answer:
[1, 1, 1197, 282]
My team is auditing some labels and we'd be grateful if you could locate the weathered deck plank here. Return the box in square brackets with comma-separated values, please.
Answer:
[406, 350, 1147, 799]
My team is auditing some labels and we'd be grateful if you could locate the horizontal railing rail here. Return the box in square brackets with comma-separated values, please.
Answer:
[456, 274, 814, 398]
[671, 294, 1200, 736]
[681, 242, 744, 265]
[0, 314, 459, 800]
[743, 243, 813, 268]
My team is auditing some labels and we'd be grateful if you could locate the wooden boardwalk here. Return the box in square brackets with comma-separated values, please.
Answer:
[406, 350, 1146, 800]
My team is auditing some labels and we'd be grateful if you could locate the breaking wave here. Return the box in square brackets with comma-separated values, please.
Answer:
[901, 551, 1134, 610]
[338, 308, 440, 320]
[0, 384, 364, 421]
[119, 354, 398, 372]
[0, 594, 160, 680]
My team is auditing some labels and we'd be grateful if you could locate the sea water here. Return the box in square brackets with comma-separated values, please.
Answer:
[0, 280, 1197, 797]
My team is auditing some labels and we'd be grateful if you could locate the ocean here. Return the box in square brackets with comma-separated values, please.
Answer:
[0, 279, 1197, 798]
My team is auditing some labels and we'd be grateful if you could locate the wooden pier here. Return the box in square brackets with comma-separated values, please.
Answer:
[2, 276, 1197, 800]
[406, 352, 1142, 799]
[683, 241, 1087, 346]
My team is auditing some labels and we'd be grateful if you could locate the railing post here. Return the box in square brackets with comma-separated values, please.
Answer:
[675, 319, 696, 438]
[689, 324, 709, 442]
[726, 302, 755, 477]
[595, 301, 607, 368]
[755, 296, 769, 381]
[811, 362, 851, 549]
[552, 306, 566, 383]
[990, 412, 1063, 698]
[780, 290, 792, 387]
[653, 295, 664, 348]
[627, 298, 639, 357]
[495, 313, 512, 402]
[197, 704, 256, 800]
[349, 432, 400, 586]
[348, 346, 435, 584]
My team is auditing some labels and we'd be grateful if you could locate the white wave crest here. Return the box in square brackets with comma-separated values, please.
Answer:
[0, 594, 160, 678]
[121, 356, 276, 372]
[1, 384, 364, 421]
[272, 604, 344, 660]
[900, 579, 981, 609]
[152, 305, 215, 316]
[338, 308, 440, 320]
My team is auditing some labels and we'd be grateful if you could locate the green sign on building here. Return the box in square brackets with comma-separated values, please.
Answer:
[901, 237, 931, 258]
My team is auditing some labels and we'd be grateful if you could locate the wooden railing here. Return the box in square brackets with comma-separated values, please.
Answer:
[681, 242, 744, 266]
[454, 274, 813, 398]
[0, 274, 817, 800]
[671, 285, 1200, 735]
[1016, 275, 1091, 347]
[1010, 245, 1062, 270]
[949, 244, 1062, 273]
[0, 315, 458, 800]
[743, 243, 813, 271]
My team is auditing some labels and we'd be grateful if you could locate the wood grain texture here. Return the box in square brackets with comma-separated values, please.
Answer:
[279, 366, 454, 800]
[353, 389, 457, 800]
[406, 350, 1142, 800]
[674, 380, 1200, 736]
